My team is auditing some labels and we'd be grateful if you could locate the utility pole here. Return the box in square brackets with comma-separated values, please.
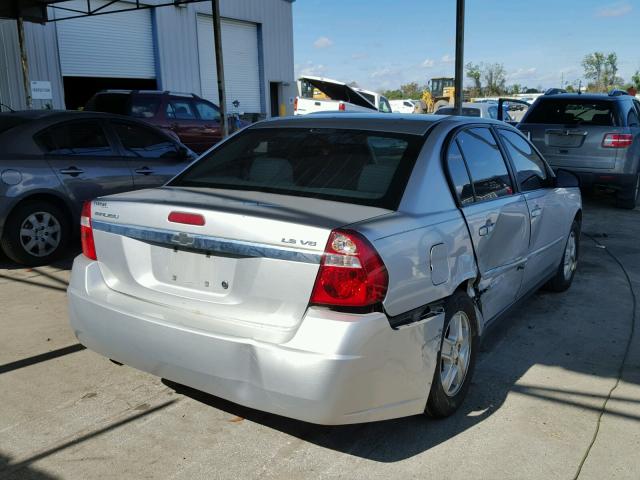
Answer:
[16, 17, 32, 109]
[211, 0, 228, 137]
[453, 0, 465, 115]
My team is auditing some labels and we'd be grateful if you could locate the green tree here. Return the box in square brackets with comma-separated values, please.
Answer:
[400, 82, 422, 99]
[632, 70, 640, 89]
[382, 89, 404, 100]
[465, 62, 482, 97]
[582, 52, 621, 91]
[483, 63, 507, 95]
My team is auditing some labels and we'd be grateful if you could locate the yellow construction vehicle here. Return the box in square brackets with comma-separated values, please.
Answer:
[422, 77, 456, 113]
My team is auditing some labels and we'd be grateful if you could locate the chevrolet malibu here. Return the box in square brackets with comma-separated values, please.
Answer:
[67, 114, 581, 425]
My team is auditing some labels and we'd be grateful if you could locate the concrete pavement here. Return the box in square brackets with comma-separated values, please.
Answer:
[0, 196, 638, 479]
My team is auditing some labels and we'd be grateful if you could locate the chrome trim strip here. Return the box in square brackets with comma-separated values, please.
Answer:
[91, 220, 323, 264]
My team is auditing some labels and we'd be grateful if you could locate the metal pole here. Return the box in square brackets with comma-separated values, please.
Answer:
[454, 0, 465, 115]
[211, 0, 228, 137]
[17, 17, 32, 109]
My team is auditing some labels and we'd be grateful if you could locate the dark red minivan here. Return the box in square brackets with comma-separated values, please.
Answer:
[86, 90, 246, 154]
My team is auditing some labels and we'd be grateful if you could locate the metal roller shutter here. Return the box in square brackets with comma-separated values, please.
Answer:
[56, 0, 155, 78]
[197, 15, 262, 114]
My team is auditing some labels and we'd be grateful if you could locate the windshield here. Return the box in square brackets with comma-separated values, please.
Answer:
[170, 127, 426, 209]
[523, 99, 617, 126]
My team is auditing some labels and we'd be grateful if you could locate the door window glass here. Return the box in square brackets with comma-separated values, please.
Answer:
[627, 106, 639, 127]
[195, 101, 221, 121]
[456, 128, 513, 201]
[447, 142, 474, 205]
[379, 97, 392, 113]
[113, 122, 180, 159]
[36, 121, 112, 156]
[166, 100, 196, 120]
[499, 129, 548, 191]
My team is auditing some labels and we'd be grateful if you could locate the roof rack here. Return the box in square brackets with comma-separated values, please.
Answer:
[608, 89, 629, 97]
[544, 88, 568, 96]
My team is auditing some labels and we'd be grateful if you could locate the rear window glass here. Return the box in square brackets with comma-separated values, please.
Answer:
[131, 96, 160, 119]
[523, 99, 617, 126]
[170, 127, 426, 209]
[436, 107, 481, 117]
[85, 93, 129, 115]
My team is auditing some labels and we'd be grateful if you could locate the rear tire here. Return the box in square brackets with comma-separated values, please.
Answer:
[0, 201, 70, 266]
[616, 174, 639, 210]
[545, 220, 579, 292]
[425, 290, 478, 418]
[434, 100, 449, 112]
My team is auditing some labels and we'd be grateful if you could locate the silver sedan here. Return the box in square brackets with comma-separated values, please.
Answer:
[67, 113, 581, 424]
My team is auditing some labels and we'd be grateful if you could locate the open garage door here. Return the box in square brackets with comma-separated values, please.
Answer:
[56, 0, 156, 108]
[197, 15, 262, 115]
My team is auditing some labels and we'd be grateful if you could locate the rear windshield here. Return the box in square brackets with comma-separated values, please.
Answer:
[436, 107, 481, 117]
[170, 127, 426, 209]
[523, 99, 617, 126]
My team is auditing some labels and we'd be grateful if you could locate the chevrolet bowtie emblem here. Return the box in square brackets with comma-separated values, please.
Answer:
[171, 232, 195, 246]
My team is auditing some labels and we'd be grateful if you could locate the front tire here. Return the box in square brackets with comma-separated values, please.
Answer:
[425, 290, 478, 418]
[545, 220, 579, 292]
[1, 201, 70, 266]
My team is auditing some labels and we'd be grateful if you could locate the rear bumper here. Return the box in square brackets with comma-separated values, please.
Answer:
[67, 255, 443, 425]
[554, 169, 636, 191]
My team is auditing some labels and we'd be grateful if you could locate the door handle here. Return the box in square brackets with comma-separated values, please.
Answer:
[479, 220, 495, 237]
[530, 206, 542, 218]
[59, 166, 84, 176]
[135, 167, 154, 175]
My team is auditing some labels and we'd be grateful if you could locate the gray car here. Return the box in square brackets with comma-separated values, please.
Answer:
[518, 91, 640, 208]
[67, 113, 581, 424]
[0, 110, 196, 265]
[435, 102, 513, 122]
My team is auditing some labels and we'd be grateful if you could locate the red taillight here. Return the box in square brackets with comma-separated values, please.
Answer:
[294, 96, 298, 112]
[338, 102, 346, 111]
[80, 201, 97, 260]
[602, 133, 633, 148]
[310, 229, 388, 308]
[168, 211, 205, 226]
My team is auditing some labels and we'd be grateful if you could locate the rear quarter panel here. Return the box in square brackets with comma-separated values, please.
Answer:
[353, 121, 478, 320]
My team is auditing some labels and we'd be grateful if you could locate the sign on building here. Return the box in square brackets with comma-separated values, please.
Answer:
[30, 81, 53, 100]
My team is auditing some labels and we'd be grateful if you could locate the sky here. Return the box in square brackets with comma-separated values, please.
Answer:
[292, 0, 640, 93]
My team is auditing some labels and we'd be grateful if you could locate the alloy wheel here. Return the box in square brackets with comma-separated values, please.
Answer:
[563, 231, 577, 280]
[439, 311, 472, 397]
[19, 211, 62, 258]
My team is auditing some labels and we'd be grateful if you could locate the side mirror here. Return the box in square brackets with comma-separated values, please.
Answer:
[555, 168, 580, 188]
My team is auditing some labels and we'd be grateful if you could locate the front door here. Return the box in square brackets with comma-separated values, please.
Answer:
[496, 128, 567, 292]
[447, 127, 530, 322]
[108, 120, 194, 189]
[38, 119, 133, 205]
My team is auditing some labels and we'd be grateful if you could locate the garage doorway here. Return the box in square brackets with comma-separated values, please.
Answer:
[62, 77, 157, 110]
[270, 82, 280, 117]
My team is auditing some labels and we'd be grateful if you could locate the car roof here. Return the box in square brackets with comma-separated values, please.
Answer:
[536, 93, 623, 102]
[251, 113, 501, 136]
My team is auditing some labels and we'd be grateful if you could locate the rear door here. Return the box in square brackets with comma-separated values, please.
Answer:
[447, 127, 530, 322]
[192, 99, 223, 151]
[164, 97, 206, 153]
[108, 120, 194, 188]
[496, 128, 565, 292]
[519, 98, 620, 169]
[37, 119, 134, 205]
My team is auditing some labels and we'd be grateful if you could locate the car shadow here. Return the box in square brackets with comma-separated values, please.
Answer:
[161, 199, 640, 462]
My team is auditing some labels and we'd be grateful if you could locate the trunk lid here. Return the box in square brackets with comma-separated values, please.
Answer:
[299, 76, 377, 110]
[89, 187, 390, 343]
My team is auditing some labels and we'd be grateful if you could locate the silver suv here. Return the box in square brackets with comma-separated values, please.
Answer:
[519, 91, 640, 208]
[68, 114, 581, 424]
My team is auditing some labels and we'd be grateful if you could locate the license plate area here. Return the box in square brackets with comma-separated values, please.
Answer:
[546, 132, 586, 148]
[150, 246, 236, 295]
